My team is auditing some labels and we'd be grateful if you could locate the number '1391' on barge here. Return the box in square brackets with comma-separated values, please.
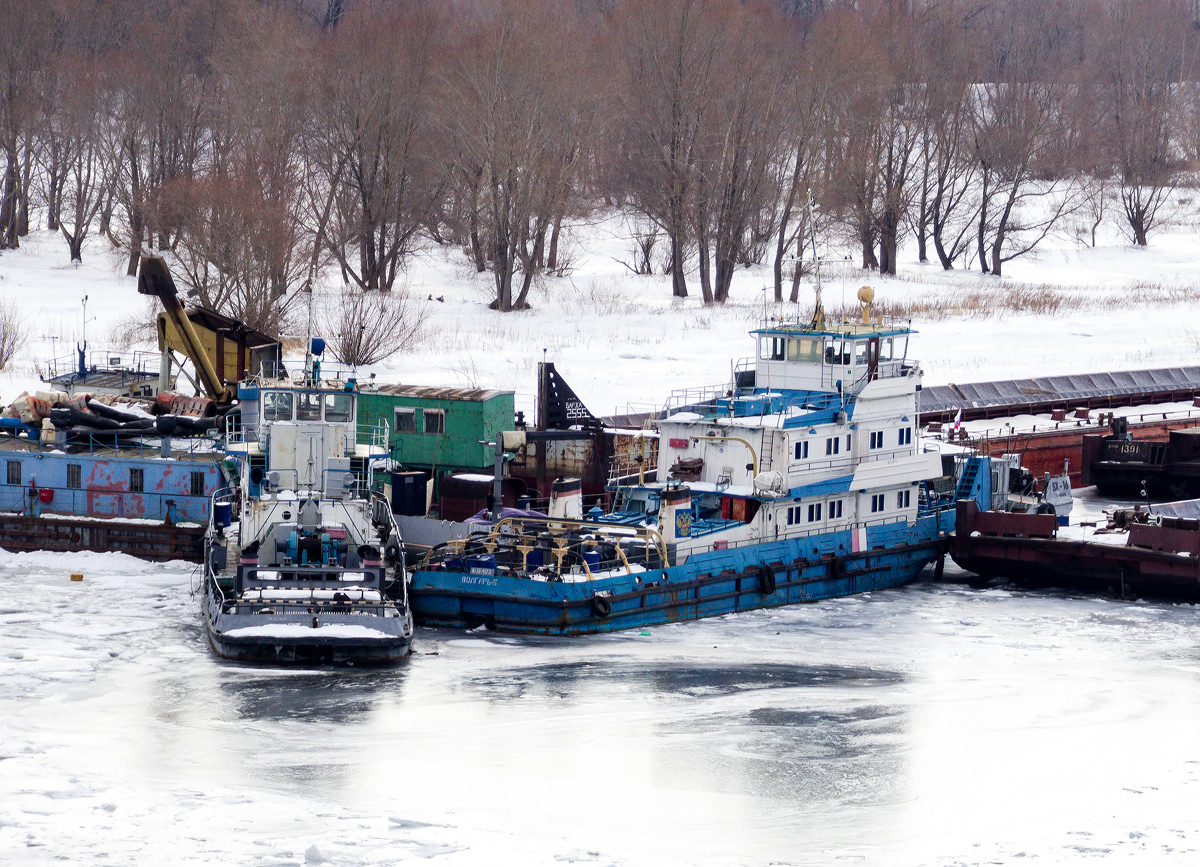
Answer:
[410, 297, 990, 634]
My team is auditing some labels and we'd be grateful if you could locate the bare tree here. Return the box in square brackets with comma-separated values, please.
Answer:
[0, 296, 27, 370]
[54, 57, 119, 263]
[692, 3, 789, 303]
[318, 287, 426, 365]
[0, 0, 57, 249]
[440, 0, 595, 311]
[310, 2, 446, 292]
[1095, 0, 1193, 246]
[914, 1, 980, 270]
[608, 0, 727, 300]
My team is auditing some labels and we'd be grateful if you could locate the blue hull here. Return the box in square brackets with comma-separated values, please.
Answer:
[411, 512, 952, 635]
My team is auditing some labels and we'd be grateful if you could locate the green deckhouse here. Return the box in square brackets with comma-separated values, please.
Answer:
[356, 385, 516, 479]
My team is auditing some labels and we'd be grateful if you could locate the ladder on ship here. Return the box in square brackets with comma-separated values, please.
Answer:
[954, 457, 980, 502]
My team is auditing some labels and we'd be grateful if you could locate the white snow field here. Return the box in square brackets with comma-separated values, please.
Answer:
[3, 207, 1200, 419]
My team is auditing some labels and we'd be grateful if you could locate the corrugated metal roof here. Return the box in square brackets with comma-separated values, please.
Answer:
[920, 366, 1200, 414]
[366, 384, 511, 402]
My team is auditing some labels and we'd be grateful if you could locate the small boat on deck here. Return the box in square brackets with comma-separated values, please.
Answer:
[409, 290, 993, 635]
[202, 343, 413, 664]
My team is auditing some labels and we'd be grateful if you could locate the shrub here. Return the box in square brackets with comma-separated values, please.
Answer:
[317, 288, 427, 366]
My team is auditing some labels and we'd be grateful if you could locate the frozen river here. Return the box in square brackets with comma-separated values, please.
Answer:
[2, 549, 1199, 866]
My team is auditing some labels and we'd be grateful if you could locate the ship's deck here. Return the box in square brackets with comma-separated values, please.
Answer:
[0, 435, 219, 462]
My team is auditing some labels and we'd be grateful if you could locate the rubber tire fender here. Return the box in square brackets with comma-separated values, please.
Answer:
[758, 564, 776, 596]
[590, 594, 612, 619]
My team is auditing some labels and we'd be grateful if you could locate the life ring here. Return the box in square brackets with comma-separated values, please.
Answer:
[590, 594, 612, 619]
[758, 564, 776, 595]
[830, 557, 847, 579]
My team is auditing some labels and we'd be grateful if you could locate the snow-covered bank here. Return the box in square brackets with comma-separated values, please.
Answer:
[4, 210, 1200, 422]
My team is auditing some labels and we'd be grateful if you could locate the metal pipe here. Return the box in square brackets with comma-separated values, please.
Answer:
[690, 435, 759, 477]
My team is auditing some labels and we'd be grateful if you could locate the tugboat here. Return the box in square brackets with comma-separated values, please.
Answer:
[409, 288, 993, 634]
[202, 340, 413, 664]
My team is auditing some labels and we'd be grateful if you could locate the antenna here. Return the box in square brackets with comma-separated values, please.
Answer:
[806, 193, 824, 331]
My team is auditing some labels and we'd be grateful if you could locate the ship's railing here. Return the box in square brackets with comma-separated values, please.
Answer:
[6, 427, 219, 457]
[671, 513, 926, 563]
[207, 485, 238, 531]
[221, 416, 389, 456]
[227, 566, 400, 615]
[44, 347, 161, 385]
[252, 359, 362, 387]
[418, 515, 670, 578]
[0, 480, 212, 522]
[361, 418, 390, 453]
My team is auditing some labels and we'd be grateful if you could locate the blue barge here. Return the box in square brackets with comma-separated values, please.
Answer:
[410, 301, 994, 634]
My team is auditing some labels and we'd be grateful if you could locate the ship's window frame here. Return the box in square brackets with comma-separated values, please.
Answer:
[825, 437, 839, 455]
[296, 392, 322, 421]
[67, 463, 82, 489]
[870, 493, 885, 513]
[807, 503, 822, 522]
[190, 471, 205, 497]
[878, 337, 893, 361]
[787, 338, 823, 363]
[7, 460, 20, 486]
[830, 499, 843, 519]
[394, 408, 416, 434]
[898, 427, 912, 446]
[869, 431, 883, 449]
[130, 467, 144, 493]
[262, 390, 294, 422]
[423, 408, 445, 435]
[897, 489, 911, 509]
[323, 392, 353, 423]
[794, 440, 808, 460]
[759, 336, 787, 361]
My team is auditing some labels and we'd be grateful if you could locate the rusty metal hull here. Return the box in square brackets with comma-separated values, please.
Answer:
[949, 500, 1200, 601]
[0, 512, 204, 561]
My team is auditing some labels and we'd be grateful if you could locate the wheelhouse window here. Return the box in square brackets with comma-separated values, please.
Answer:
[296, 392, 322, 421]
[423, 409, 445, 435]
[323, 393, 353, 423]
[898, 427, 912, 446]
[824, 339, 850, 365]
[759, 336, 787, 361]
[794, 440, 808, 460]
[394, 408, 416, 434]
[787, 338, 823, 363]
[262, 391, 293, 421]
